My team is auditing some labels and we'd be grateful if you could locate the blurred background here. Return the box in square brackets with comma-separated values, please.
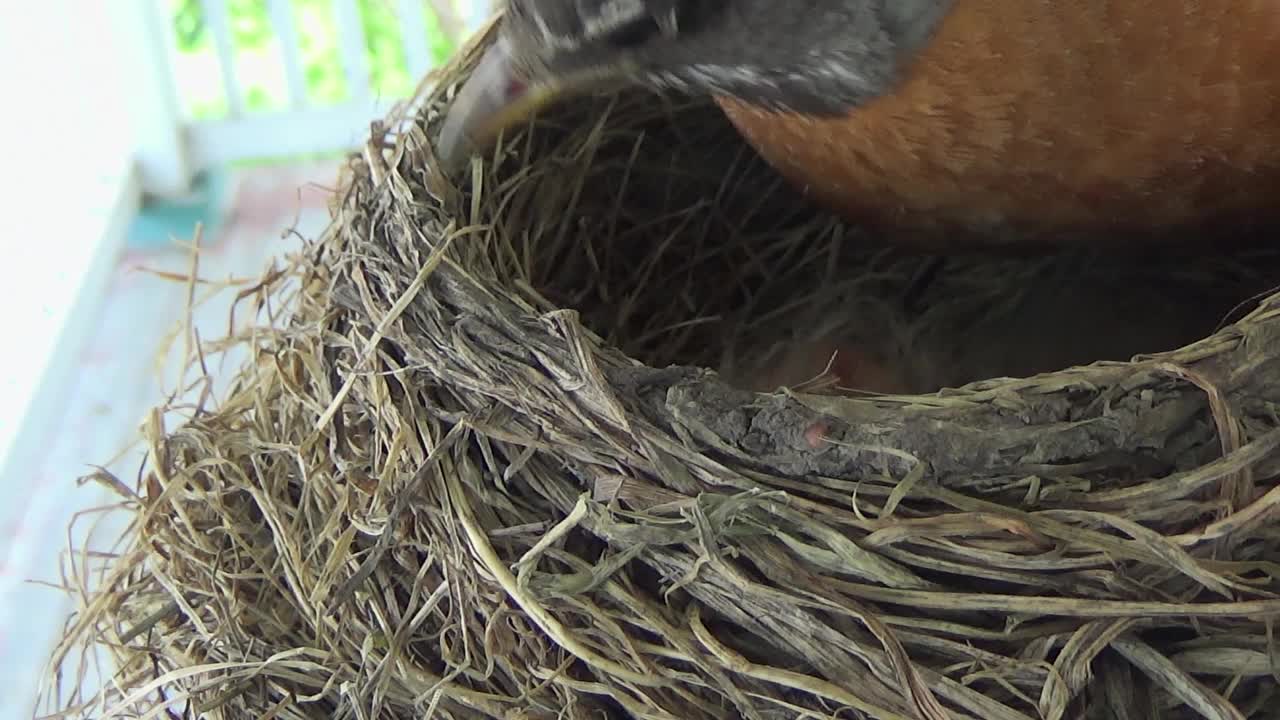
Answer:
[0, 1, 492, 716]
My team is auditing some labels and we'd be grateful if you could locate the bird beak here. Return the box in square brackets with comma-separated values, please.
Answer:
[436, 35, 564, 173]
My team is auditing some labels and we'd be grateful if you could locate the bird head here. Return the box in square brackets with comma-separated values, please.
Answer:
[435, 0, 950, 171]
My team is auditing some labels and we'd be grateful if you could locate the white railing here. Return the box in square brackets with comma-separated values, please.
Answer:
[127, 0, 495, 198]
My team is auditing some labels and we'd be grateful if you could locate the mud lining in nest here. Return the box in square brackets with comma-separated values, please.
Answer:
[40, 18, 1280, 720]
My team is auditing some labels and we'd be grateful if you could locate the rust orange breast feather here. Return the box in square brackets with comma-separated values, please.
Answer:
[716, 0, 1280, 239]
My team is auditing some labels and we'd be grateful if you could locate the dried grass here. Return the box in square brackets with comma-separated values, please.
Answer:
[38, 17, 1280, 720]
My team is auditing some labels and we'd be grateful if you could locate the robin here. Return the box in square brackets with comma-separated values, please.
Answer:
[435, 0, 1280, 247]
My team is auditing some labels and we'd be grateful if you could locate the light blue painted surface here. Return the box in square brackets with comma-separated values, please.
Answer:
[125, 169, 231, 250]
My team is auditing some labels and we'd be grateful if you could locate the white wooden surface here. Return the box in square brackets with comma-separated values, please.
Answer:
[188, 103, 397, 166]
[0, 1, 138, 504]
[109, 0, 195, 197]
[0, 2, 142, 717]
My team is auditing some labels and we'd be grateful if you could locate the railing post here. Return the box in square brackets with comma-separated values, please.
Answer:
[108, 0, 196, 198]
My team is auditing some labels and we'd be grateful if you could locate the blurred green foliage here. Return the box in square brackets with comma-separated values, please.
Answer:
[170, 0, 458, 116]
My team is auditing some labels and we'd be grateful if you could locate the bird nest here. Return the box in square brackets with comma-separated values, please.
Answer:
[42, 19, 1280, 720]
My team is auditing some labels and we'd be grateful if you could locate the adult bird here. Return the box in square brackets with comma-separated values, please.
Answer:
[435, 0, 1280, 247]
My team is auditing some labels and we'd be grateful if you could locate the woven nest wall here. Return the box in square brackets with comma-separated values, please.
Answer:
[43, 19, 1280, 720]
